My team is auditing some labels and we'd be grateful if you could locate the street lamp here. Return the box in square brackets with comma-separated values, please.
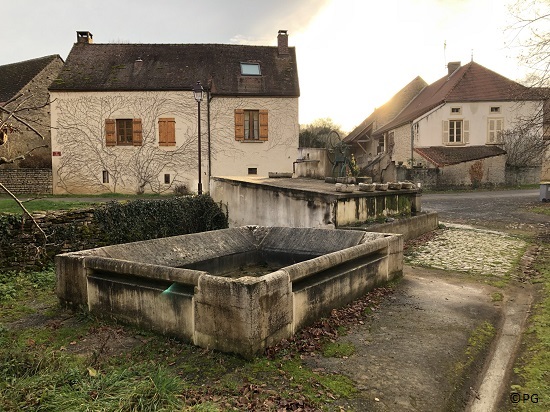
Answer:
[193, 81, 204, 195]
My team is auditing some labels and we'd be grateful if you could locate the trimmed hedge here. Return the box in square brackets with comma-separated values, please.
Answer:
[94, 195, 228, 244]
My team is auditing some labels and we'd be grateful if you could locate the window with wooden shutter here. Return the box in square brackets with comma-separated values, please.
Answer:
[132, 118, 143, 146]
[235, 109, 244, 141]
[259, 110, 268, 141]
[444, 120, 467, 144]
[116, 119, 134, 145]
[105, 119, 116, 146]
[158, 118, 176, 146]
[107, 118, 143, 146]
[487, 118, 503, 144]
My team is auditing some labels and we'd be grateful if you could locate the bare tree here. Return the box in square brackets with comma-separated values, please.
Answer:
[0, 93, 50, 241]
[508, 0, 550, 89]
[502, 126, 550, 166]
[504, 2, 550, 171]
[299, 118, 345, 148]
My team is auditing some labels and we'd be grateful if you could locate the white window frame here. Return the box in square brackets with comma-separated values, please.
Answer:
[450, 107, 462, 115]
[244, 110, 259, 140]
[449, 120, 462, 143]
[240, 62, 261, 76]
[443, 119, 469, 145]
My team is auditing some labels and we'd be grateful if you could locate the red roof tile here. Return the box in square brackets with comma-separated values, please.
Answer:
[344, 76, 427, 143]
[376, 62, 535, 135]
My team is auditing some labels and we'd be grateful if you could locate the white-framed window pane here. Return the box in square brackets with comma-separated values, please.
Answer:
[252, 111, 259, 139]
[244, 110, 259, 140]
[244, 111, 250, 139]
[449, 120, 462, 142]
[488, 118, 504, 143]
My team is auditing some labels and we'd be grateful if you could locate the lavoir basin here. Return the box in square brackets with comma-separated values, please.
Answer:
[56, 226, 403, 358]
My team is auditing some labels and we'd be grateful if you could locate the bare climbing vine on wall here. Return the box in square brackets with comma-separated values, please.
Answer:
[55, 93, 199, 194]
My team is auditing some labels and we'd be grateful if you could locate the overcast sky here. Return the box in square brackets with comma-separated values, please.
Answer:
[2, 0, 529, 132]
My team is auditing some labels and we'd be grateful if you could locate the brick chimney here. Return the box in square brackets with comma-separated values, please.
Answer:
[447, 61, 461, 76]
[76, 31, 93, 44]
[277, 30, 289, 55]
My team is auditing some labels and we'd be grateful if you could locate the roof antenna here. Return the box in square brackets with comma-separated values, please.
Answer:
[471, 49, 474, 62]
[444, 40, 447, 69]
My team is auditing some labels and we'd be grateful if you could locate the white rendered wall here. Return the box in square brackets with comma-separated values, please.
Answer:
[415, 101, 542, 148]
[209, 96, 298, 178]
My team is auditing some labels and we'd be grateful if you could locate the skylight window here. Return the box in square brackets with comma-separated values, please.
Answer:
[240, 63, 261, 76]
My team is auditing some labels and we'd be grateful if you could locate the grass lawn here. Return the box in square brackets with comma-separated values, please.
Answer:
[0, 193, 174, 215]
[530, 205, 550, 217]
[0, 198, 98, 214]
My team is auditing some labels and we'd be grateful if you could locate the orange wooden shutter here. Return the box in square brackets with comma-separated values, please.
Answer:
[133, 118, 143, 146]
[259, 110, 268, 141]
[159, 118, 176, 146]
[105, 119, 116, 146]
[235, 109, 244, 141]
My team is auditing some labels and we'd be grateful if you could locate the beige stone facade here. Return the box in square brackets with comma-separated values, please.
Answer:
[209, 96, 298, 178]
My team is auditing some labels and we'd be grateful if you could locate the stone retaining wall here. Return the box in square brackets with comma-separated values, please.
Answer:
[0, 168, 53, 194]
[505, 166, 541, 186]
[342, 211, 440, 241]
[0, 208, 101, 271]
[397, 164, 541, 189]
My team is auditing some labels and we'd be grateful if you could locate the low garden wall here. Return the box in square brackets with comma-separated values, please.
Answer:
[397, 164, 541, 190]
[0, 168, 52, 194]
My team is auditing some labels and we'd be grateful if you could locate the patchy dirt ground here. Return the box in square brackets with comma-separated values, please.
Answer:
[304, 267, 503, 411]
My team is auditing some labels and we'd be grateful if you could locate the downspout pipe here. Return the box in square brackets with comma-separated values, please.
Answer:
[207, 89, 212, 189]
[410, 122, 414, 167]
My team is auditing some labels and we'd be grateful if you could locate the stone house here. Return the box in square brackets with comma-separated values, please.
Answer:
[49, 31, 300, 194]
[0, 55, 64, 169]
[345, 61, 546, 187]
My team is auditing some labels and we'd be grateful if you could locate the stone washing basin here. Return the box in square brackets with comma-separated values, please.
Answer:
[56, 226, 403, 358]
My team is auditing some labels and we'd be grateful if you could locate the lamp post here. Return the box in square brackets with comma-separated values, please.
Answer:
[193, 81, 204, 195]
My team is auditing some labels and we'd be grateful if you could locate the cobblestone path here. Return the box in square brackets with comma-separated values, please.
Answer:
[405, 223, 528, 277]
